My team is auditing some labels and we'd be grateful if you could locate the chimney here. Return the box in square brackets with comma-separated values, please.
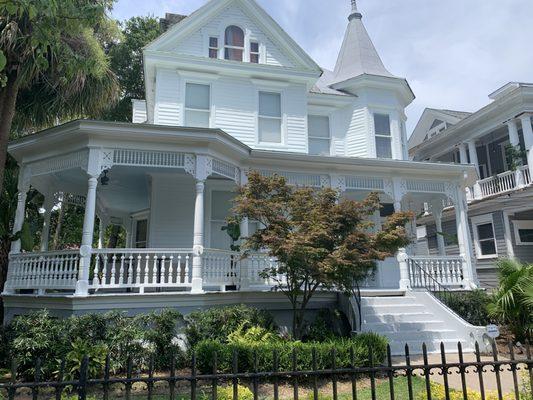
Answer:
[160, 13, 188, 32]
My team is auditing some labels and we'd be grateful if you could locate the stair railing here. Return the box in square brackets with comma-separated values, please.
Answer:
[408, 258, 456, 306]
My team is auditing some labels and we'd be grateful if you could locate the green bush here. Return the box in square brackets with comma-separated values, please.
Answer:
[195, 333, 388, 374]
[185, 305, 276, 347]
[439, 290, 492, 326]
[5, 309, 187, 379]
[200, 385, 254, 400]
[305, 309, 350, 342]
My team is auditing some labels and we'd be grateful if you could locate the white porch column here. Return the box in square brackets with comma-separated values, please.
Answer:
[467, 140, 482, 199]
[392, 177, 405, 212]
[458, 143, 468, 165]
[506, 119, 525, 188]
[397, 248, 410, 290]
[432, 202, 446, 256]
[191, 155, 212, 293]
[11, 166, 31, 254]
[192, 180, 206, 293]
[519, 114, 533, 180]
[40, 194, 54, 252]
[97, 217, 108, 249]
[75, 175, 98, 296]
[453, 185, 477, 289]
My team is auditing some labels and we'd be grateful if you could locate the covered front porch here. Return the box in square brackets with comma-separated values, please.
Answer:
[4, 121, 479, 299]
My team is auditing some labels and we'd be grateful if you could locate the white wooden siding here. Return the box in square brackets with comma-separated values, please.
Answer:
[345, 106, 368, 158]
[284, 85, 308, 153]
[132, 100, 147, 124]
[154, 69, 181, 126]
[149, 175, 195, 248]
[174, 4, 295, 68]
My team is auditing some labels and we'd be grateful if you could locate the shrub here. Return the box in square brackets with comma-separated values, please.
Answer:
[185, 305, 276, 347]
[64, 339, 108, 380]
[227, 324, 280, 345]
[305, 309, 350, 342]
[439, 290, 491, 326]
[195, 333, 388, 374]
[204, 385, 254, 400]
[418, 381, 517, 400]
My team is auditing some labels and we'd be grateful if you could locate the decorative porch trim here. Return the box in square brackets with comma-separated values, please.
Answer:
[29, 150, 89, 177]
[258, 170, 328, 187]
[405, 179, 447, 194]
[345, 176, 385, 191]
[212, 158, 240, 183]
[54, 192, 87, 207]
[112, 149, 190, 169]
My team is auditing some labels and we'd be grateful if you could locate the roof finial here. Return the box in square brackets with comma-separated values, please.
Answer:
[349, 0, 362, 20]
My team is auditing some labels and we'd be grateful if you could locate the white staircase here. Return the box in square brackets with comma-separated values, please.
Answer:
[360, 291, 487, 355]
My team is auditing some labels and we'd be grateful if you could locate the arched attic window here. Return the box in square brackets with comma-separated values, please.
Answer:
[224, 25, 245, 61]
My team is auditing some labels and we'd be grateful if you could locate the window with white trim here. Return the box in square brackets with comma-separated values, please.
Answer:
[208, 37, 219, 59]
[374, 113, 392, 159]
[308, 115, 331, 156]
[258, 91, 282, 143]
[250, 41, 260, 64]
[224, 25, 244, 61]
[513, 220, 533, 245]
[472, 215, 498, 258]
[185, 83, 210, 128]
[135, 219, 148, 249]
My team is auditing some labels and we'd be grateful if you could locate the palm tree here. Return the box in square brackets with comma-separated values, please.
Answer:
[488, 259, 533, 342]
[0, 0, 120, 192]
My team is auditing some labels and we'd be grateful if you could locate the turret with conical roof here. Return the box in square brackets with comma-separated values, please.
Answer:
[330, 0, 395, 86]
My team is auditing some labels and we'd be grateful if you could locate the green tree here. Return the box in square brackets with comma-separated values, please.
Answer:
[488, 259, 533, 342]
[231, 171, 413, 339]
[0, 0, 120, 193]
[102, 16, 161, 122]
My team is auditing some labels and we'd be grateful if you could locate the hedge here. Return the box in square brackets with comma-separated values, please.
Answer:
[195, 333, 388, 374]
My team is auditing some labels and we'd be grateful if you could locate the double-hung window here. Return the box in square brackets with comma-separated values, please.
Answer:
[250, 42, 260, 63]
[185, 83, 210, 128]
[224, 25, 245, 61]
[308, 115, 331, 156]
[208, 37, 219, 59]
[472, 215, 498, 258]
[374, 113, 392, 159]
[258, 92, 282, 143]
[513, 220, 533, 245]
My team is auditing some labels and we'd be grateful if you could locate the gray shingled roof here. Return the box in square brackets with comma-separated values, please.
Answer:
[329, 10, 394, 85]
[429, 108, 472, 120]
[311, 69, 352, 96]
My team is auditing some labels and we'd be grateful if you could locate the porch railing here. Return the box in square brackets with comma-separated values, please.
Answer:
[90, 249, 193, 293]
[5, 251, 79, 292]
[473, 165, 531, 200]
[407, 256, 465, 289]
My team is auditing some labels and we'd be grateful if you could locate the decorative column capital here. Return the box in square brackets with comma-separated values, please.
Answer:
[195, 155, 213, 182]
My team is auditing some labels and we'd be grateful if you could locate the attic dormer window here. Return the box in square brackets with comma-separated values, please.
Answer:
[224, 25, 245, 61]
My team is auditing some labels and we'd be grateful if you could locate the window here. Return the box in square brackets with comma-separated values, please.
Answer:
[185, 83, 210, 128]
[513, 220, 533, 245]
[135, 219, 148, 249]
[224, 25, 244, 61]
[472, 215, 498, 258]
[250, 41, 260, 63]
[308, 115, 331, 155]
[209, 37, 219, 59]
[374, 113, 392, 159]
[258, 92, 282, 143]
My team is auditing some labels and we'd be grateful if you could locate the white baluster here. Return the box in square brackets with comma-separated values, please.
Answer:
[161, 255, 167, 285]
[185, 255, 190, 284]
[127, 255, 134, 285]
[119, 255, 125, 285]
[152, 254, 158, 284]
[168, 255, 175, 285]
[136, 255, 142, 285]
[93, 254, 101, 286]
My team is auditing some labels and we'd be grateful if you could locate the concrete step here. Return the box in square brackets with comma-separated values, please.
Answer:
[363, 320, 446, 332]
[361, 296, 418, 306]
[361, 303, 427, 313]
[363, 312, 435, 324]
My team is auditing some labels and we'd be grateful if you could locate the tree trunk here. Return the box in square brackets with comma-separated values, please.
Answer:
[0, 72, 21, 195]
[0, 238, 11, 323]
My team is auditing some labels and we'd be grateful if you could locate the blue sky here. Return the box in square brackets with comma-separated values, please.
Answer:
[112, 0, 533, 134]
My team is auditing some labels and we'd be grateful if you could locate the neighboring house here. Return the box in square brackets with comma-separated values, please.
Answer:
[410, 83, 533, 288]
[3, 0, 486, 353]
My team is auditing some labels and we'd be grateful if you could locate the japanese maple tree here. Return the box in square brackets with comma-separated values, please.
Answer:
[231, 171, 413, 339]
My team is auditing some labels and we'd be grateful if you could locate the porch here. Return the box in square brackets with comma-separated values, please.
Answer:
[4, 121, 479, 299]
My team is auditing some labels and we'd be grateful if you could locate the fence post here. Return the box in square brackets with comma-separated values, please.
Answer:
[78, 356, 89, 400]
[397, 248, 411, 290]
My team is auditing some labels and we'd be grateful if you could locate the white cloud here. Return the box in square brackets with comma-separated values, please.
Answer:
[113, 0, 533, 135]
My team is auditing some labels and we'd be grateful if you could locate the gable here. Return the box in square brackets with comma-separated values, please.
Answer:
[173, 4, 294, 68]
[145, 0, 320, 72]
[429, 119, 445, 130]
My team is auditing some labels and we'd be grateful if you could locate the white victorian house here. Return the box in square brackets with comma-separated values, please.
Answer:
[3, 0, 486, 353]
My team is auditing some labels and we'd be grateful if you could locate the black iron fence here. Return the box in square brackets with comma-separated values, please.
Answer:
[1, 341, 532, 400]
